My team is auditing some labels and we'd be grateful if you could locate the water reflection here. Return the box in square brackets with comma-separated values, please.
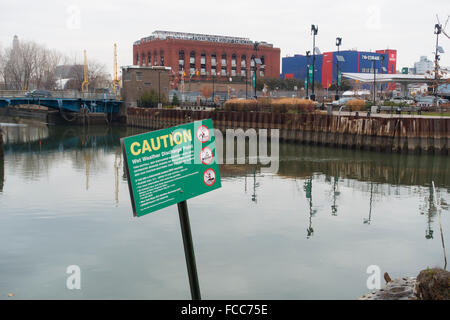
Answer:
[0, 119, 449, 299]
[3, 122, 447, 239]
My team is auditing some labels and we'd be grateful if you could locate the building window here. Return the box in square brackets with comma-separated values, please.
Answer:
[190, 51, 196, 75]
[147, 52, 151, 66]
[201, 53, 206, 65]
[231, 54, 236, 67]
[160, 51, 165, 66]
[221, 54, 227, 66]
[211, 53, 217, 67]
[241, 69, 246, 77]
[136, 53, 140, 66]
[153, 51, 158, 66]
[136, 72, 143, 81]
[241, 55, 246, 68]
[179, 50, 185, 73]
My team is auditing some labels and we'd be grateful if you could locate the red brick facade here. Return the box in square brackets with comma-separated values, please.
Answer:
[133, 37, 280, 88]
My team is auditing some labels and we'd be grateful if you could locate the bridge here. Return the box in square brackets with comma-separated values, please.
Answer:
[0, 91, 122, 115]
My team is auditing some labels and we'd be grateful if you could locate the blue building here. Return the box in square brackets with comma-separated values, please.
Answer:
[282, 49, 397, 89]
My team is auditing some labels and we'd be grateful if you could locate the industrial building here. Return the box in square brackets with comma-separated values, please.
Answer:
[121, 65, 170, 110]
[133, 31, 281, 88]
[413, 56, 434, 75]
[282, 49, 397, 89]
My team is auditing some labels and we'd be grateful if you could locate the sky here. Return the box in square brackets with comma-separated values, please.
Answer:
[0, 0, 449, 77]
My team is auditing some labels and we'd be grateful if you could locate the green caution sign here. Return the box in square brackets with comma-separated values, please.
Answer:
[338, 70, 342, 86]
[121, 119, 222, 217]
[252, 73, 256, 88]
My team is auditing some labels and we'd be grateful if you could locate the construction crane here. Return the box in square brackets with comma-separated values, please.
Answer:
[81, 50, 89, 93]
[112, 43, 121, 100]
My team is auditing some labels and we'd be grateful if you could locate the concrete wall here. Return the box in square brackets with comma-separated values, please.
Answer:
[126, 108, 449, 154]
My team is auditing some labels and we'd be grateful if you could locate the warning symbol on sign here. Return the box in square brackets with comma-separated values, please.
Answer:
[200, 147, 213, 165]
[203, 169, 217, 187]
[197, 125, 210, 143]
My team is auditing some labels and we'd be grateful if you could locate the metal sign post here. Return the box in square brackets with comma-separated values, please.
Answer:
[178, 200, 201, 300]
[121, 119, 221, 300]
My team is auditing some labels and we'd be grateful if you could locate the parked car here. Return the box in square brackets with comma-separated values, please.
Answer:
[390, 96, 414, 105]
[415, 96, 448, 107]
[332, 97, 355, 106]
[25, 90, 52, 98]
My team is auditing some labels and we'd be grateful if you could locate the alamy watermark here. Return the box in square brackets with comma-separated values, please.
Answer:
[366, 265, 381, 290]
[66, 265, 81, 290]
[166, 121, 280, 174]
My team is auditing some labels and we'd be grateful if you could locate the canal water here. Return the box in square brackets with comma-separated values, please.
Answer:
[0, 119, 448, 300]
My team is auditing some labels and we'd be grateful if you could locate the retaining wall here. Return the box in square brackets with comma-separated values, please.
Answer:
[126, 108, 450, 154]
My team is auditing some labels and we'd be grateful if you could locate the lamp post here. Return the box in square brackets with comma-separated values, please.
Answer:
[335, 37, 342, 101]
[212, 73, 216, 104]
[380, 55, 385, 100]
[245, 68, 248, 99]
[372, 57, 378, 105]
[306, 51, 311, 99]
[158, 69, 161, 105]
[253, 42, 260, 99]
[434, 23, 442, 106]
[311, 25, 319, 101]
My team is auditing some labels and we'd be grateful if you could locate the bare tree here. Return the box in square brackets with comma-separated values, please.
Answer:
[1, 39, 64, 90]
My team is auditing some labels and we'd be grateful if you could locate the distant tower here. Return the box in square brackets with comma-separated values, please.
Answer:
[12, 35, 19, 50]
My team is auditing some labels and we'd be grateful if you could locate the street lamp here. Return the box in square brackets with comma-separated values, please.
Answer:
[434, 23, 442, 105]
[306, 51, 311, 99]
[380, 55, 386, 100]
[311, 25, 319, 101]
[253, 42, 260, 99]
[335, 37, 342, 101]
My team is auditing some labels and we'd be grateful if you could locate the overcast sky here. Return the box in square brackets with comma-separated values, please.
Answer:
[1, 0, 449, 76]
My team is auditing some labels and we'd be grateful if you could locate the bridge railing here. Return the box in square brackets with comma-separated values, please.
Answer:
[0, 90, 120, 100]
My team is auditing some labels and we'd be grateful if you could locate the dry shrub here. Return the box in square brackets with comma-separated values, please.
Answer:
[224, 98, 314, 113]
[272, 98, 315, 114]
[346, 99, 366, 111]
[224, 99, 258, 112]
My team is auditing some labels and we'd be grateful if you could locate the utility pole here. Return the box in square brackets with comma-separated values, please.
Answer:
[335, 37, 342, 101]
[311, 25, 319, 101]
[434, 23, 442, 107]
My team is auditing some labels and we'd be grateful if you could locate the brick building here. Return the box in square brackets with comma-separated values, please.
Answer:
[133, 31, 280, 88]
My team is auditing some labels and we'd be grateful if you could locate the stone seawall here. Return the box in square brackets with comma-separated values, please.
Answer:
[126, 108, 450, 154]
